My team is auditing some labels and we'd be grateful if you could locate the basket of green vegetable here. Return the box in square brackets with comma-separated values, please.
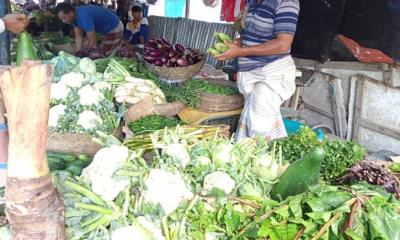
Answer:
[198, 79, 244, 112]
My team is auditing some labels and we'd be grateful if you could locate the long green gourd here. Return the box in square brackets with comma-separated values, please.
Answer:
[16, 31, 38, 66]
[270, 147, 325, 201]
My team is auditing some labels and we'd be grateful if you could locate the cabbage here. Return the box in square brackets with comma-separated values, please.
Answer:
[211, 141, 234, 168]
[251, 152, 280, 184]
[76, 57, 97, 74]
[238, 180, 265, 198]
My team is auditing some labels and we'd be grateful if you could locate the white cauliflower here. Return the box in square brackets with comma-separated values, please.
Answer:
[77, 110, 102, 130]
[82, 145, 130, 201]
[78, 85, 103, 106]
[163, 143, 190, 168]
[50, 83, 70, 101]
[48, 104, 67, 128]
[59, 72, 85, 88]
[144, 168, 193, 215]
[205, 232, 219, 240]
[111, 224, 155, 240]
[202, 171, 235, 195]
[93, 81, 112, 91]
[137, 217, 165, 240]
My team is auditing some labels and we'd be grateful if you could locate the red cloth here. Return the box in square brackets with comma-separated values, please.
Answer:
[220, 0, 247, 22]
[338, 35, 394, 64]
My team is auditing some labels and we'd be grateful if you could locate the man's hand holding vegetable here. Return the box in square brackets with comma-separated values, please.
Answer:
[215, 33, 295, 61]
[0, 13, 29, 34]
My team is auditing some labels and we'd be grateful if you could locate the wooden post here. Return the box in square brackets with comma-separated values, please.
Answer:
[185, 0, 190, 18]
[0, 61, 66, 240]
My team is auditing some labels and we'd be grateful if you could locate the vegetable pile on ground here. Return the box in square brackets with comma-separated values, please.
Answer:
[22, 127, 397, 240]
[207, 32, 233, 57]
[274, 126, 367, 181]
[128, 115, 182, 135]
[144, 38, 204, 67]
[49, 52, 125, 135]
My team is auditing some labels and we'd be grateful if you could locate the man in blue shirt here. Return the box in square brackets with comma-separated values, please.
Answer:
[55, 3, 123, 55]
[216, 0, 300, 142]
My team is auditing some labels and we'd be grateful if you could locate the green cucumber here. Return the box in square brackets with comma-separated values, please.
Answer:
[66, 165, 83, 176]
[270, 147, 325, 201]
[207, 48, 220, 56]
[216, 32, 233, 43]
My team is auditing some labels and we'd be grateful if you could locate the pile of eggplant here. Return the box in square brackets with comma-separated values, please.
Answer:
[143, 38, 204, 67]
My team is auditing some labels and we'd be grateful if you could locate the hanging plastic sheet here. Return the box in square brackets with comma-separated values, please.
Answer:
[340, 0, 400, 62]
[165, 0, 186, 18]
[220, 0, 247, 22]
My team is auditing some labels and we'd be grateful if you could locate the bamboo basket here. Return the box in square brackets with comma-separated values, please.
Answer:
[145, 59, 205, 82]
[46, 129, 123, 156]
[199, 79, 244, 112]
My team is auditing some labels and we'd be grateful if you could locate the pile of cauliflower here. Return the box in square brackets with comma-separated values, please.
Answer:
[48, 58, 119, 134]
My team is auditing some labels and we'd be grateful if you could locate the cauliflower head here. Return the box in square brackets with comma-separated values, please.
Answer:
[163, 143, 190, 169]
[77, 110, 102, 130]
[59, 72, 85, 88]
[78, 85, 103, 106]
[48, 104, 67, 128]
[82, 145, 130, 201]
[50, 83, 70, 101]
[93, 81, 112, 91]
[202, 171, 235, 195]
[144, 169, 193, 215]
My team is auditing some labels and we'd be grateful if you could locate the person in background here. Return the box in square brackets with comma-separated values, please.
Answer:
[116, 0, 129, 29]
[55, 2, 123, 55]
[0, 13, 30, 187]
[216, 0, 300, 142]
[124, 5, 149, 45]
[108, 1, 117, 12]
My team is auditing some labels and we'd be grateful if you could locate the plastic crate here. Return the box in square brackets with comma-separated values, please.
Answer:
[201, 114, 241, 134]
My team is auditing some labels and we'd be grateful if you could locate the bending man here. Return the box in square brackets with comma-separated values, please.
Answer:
[55, 2, 123, 55]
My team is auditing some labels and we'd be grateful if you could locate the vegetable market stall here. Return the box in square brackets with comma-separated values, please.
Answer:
[1, 5, 400, 240]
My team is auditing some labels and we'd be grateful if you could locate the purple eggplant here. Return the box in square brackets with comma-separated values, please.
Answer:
[161, 57, 168, 64]
[176, 52, 184, 59]
[188, 56, 195, 65]
[149, 38, 157, 44]
[149, 50, 162, 57]
[145, 42, 157, 49]
[154, 60, 163, 66]
[168, 50, 177, 58]
[170, 57, 177, 63]
[160, 37, 172, 47]
[177, 58, 189, 67]
[175, 43, 185, 53]
[144, 55, 158, 63]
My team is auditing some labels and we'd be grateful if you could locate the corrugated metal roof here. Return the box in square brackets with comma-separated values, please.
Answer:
[148, 16, 235, 68]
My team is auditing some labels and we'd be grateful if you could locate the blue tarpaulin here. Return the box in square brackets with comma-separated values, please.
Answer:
[165, 0, 186, 18]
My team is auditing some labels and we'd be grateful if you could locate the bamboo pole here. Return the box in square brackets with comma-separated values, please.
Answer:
[0, 61, 66, 240]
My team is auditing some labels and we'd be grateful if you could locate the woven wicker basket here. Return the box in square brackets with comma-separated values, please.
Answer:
[198, 79, 244, 112]
[145, 60, 205, 82]
[46, 129, 123, 156]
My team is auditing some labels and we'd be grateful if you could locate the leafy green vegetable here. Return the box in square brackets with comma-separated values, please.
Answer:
[322, 140, 366, 181]
[128, 115, 182, 134]
[275, 126, 321, 163]
[274, 126, 366, 181]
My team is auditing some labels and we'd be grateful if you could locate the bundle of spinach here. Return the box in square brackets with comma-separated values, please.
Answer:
[274, 126, 366, 181]
[149, 78, 238, 108]
[128, 115, 182, 135]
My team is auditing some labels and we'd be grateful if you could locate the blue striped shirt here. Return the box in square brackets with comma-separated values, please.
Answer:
[238, 0, 300, 72]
